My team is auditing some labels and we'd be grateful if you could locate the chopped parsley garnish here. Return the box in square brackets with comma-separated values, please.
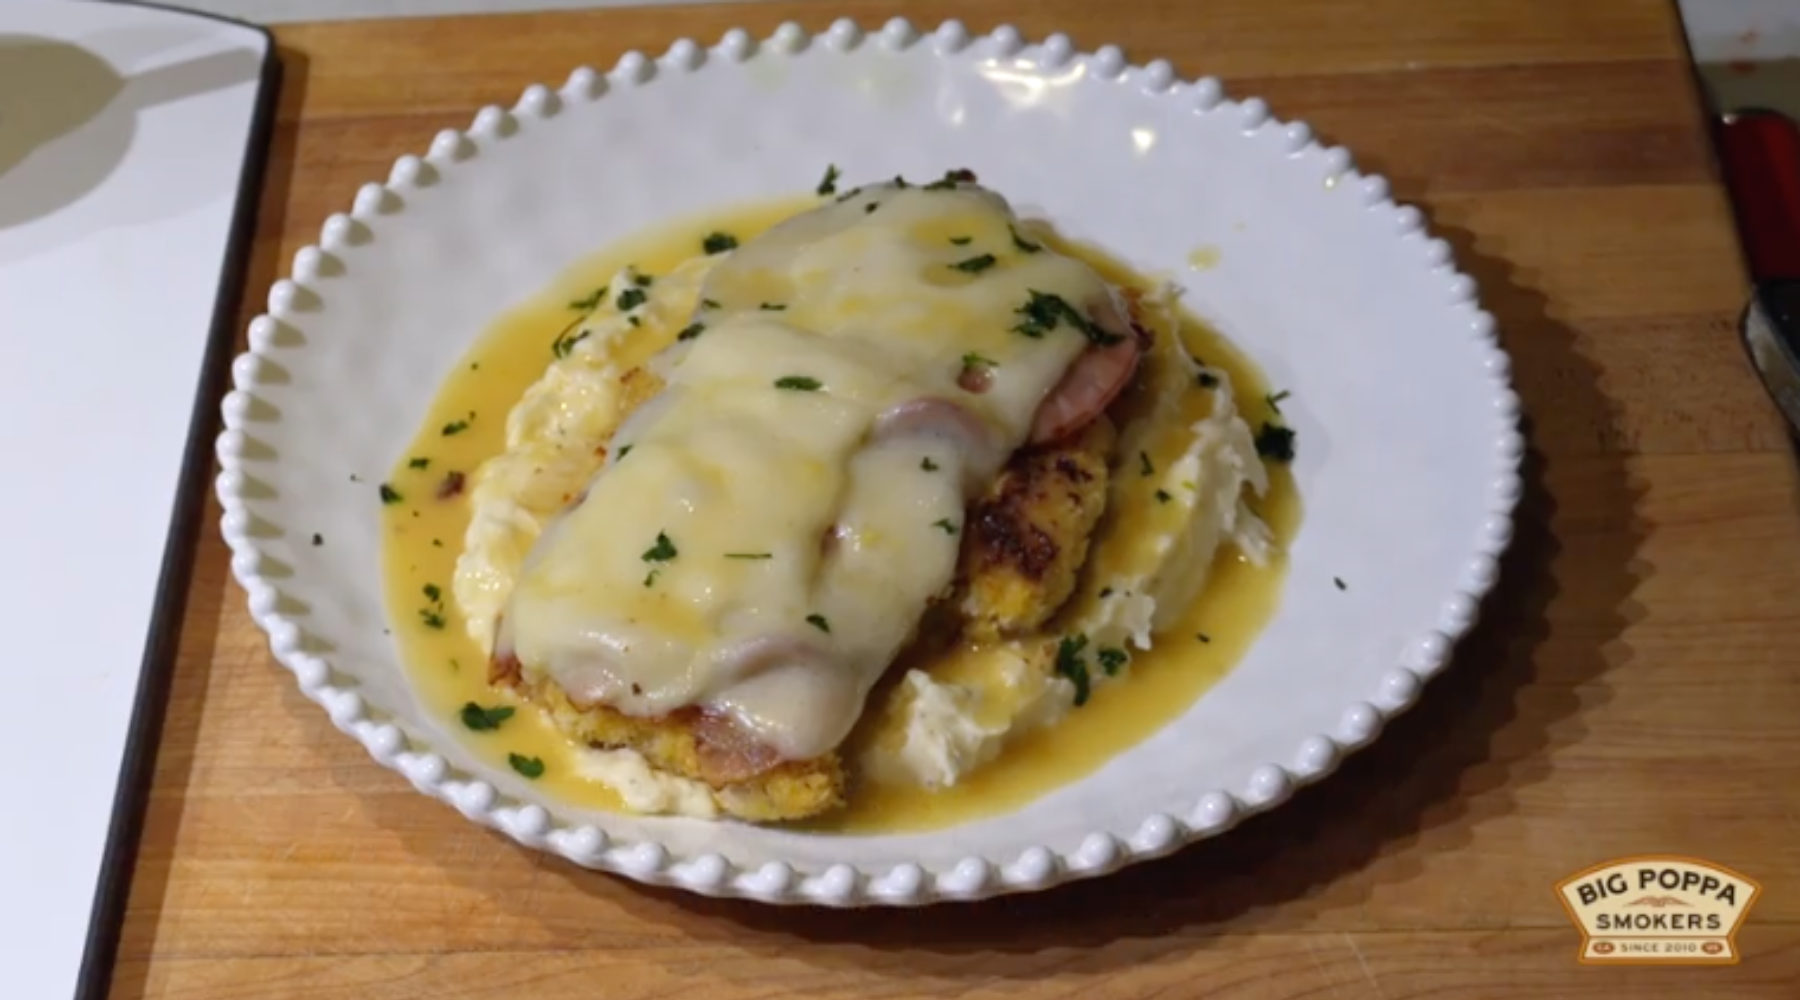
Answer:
[1197, 371, 1220, 388]
[1155, 489, 1173, 504]
[1197, 632, 1211, 643]
[552, 326, 590, 358]
[921, 457, 939, 471]
[1335, 577, 1348, 591]
[950, 254, 997, 274]
[431, 538, 443, 547]
[949, 236, 972, 246]
[726, 552, 772, 560]
[1254, 422, 1296, 462]
[408, 457, 430, 469]
[508, 753, 545, 779]
[311, 533, 323, 546]
[805, 613, 831, 634]
[568, 285, 608, 311]
[676, 322, 705, 341]
[1265, 389, 1291, 414]
[1097, 647, 1128, 676]
[701, 298, 721, 310]
[459, 702, 515, 732]
[628, 316, 641, 328]
[891, 175, 910, 189]
[1098, 587, 1114, 598]
[1011, 225, 1042, 253]
[1012, 290, 1125, 345]
[961, 352, 997, 369]
[932, 518, 958, 535]
[418, 582, 446, 629]
[922, 168, 975, 191]
[615, 445, 633, 459]
[419, 610, 445, 629]
[441, 419, 469, 436]
[774, 375, 821, 391]
[641, 531, 678, 563]
[702, 231, 739, 254]
[379, 483, 403, 504]
[817, 164, 841, 196]
[865, 202, 880, 214]
[633, 273, 654, 288]
[760, 302, 787, 311]
[1055, 634, 1092, 706]
[1139, 451, 1153, 476]
[643, 569, 661, 588]
[423, 583, 441, 601]
[615, 286, 648, 312]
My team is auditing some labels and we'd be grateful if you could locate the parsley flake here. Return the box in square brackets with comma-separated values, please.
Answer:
[817, 164, 841, 196]
[1197, 633, 1212, 643]
[1197, 370, 1220, 388]
[1155, 489, 1173, 504]
[311, 533, 324, 546]
[408, 457, 430, 469]
[949, 236, 973, 246]
[701, 298, 721, 310]
[921, 457, 940, 471]
[677, 322, 705, 341]
[726, 552, 772, 560]
[1139, 451, 1154, 477]
[641, 532, 678, 563]
[616, 286, 648, 312]
[379, 483, 403, 504]
[805, 613, 831, 634]
[1335, 577, 1348, 591]
[1055, 634, 1092, 706]
[1097, 647, 1128, 676]
[774, 375, 822, 391]
[932, 518, 958, 535]
[950, 254, 997, 274]
[961, 352, 997, 369]
[760, 302, 787, 311]
[568, 285, 609, 311]
[1254, 423, 1297, 462]
[702, 232, 739, 254]
[1011, 225, 1042, 253]
[459, 702, 515, 732]
[423, 583, 441, 602]
[441, 419, 469, 436]
[1012, 290, 1125, 345]
[508, 754, 545, 779]
[1265, 389, 1291, 414]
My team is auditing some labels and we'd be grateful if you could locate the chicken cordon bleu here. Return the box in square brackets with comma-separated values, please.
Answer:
[455, 172, 1276, 822]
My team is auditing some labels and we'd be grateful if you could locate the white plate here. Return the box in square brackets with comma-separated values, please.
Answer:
[215, 17, 1521, 906]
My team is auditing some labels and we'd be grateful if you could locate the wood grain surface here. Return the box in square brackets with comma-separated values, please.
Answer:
[113, 1, 1800, 997]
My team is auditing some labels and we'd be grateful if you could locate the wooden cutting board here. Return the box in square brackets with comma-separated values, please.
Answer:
[113, 1, 1800, 998]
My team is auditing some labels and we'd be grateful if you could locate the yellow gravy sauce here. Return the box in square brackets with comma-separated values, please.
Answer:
[379, 195, 1300, 834]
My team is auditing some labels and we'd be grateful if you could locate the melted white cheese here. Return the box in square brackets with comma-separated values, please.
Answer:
[498, 183, 1129, 762]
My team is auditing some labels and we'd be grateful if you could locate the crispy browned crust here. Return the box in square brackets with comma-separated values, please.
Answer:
[492, 650, 846, 822]
[954, 416, 1117, 643]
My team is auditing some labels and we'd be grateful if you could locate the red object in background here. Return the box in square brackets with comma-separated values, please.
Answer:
[1715, 109, 1800, 284]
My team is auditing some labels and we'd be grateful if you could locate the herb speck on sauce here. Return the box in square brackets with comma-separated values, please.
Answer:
[1139, 451, 1153, 477]
[423, 583, 441, 601]
[774, 375, 822, 391]
[633, 272, 654, 288]
[1012, 290, 1124, 345]
[701, 298, 721, 310]
[1055, 634, 1092, 706]
[1197, 633, 1211, 643]
[568, 285, 609, 311]
[932, 518, 958, 535]
[419, 609, 445, 629]
[379, 483, 403, 504]
[1097, 647, 1128, 676]
[726, 552, 772, 560]
[805, 613, 831, 634]
[441, 418, 470, 436]
[817, 164, 841, 196]
[1011, 225, 1042, 253]
[676, 322, 705, 341]
[1254, 422, 1296, 463]
[1197, 370, 1219, 388]
[408, 457, 430, 469]
[431, 538, 443, 548]
[1155, 489, 1173, 504]
[961, 352, 997, 369]
[1265, 389, 1291, 415]
[616, 286, 648, 312]
[642, 531, 678, 563]
[1335, 577, 1348, 591]
[949, 236, 972, 246]
[459, 702, 515, 732]
[552, 326, 590, 359]
[1098, 586, 1114, 598]
[508, 753, 545, 779]
[760, 302, 787, 311]
[950, 254, 997, 274]
[702, 232, 739, 255]
[921, 457, 939, 472]
[865, 202, 880, 214]
[311, 533, 323, 546]
[616, 445, 633, 459]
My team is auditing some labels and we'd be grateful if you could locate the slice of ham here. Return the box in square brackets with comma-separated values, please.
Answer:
[1027, 294, 1150, 445]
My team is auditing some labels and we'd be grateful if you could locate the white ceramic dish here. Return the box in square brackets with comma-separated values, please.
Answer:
[215, 17, 1521, 906]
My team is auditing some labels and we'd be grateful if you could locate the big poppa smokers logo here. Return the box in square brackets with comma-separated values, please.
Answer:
[1555, 856, 1761, 965]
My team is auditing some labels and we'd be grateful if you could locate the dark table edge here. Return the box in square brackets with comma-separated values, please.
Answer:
[71, 5, 283, 998]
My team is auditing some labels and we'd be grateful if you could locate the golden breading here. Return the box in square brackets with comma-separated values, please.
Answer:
[954, 416, 1117, 642]
[491, 652, 846, 822]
